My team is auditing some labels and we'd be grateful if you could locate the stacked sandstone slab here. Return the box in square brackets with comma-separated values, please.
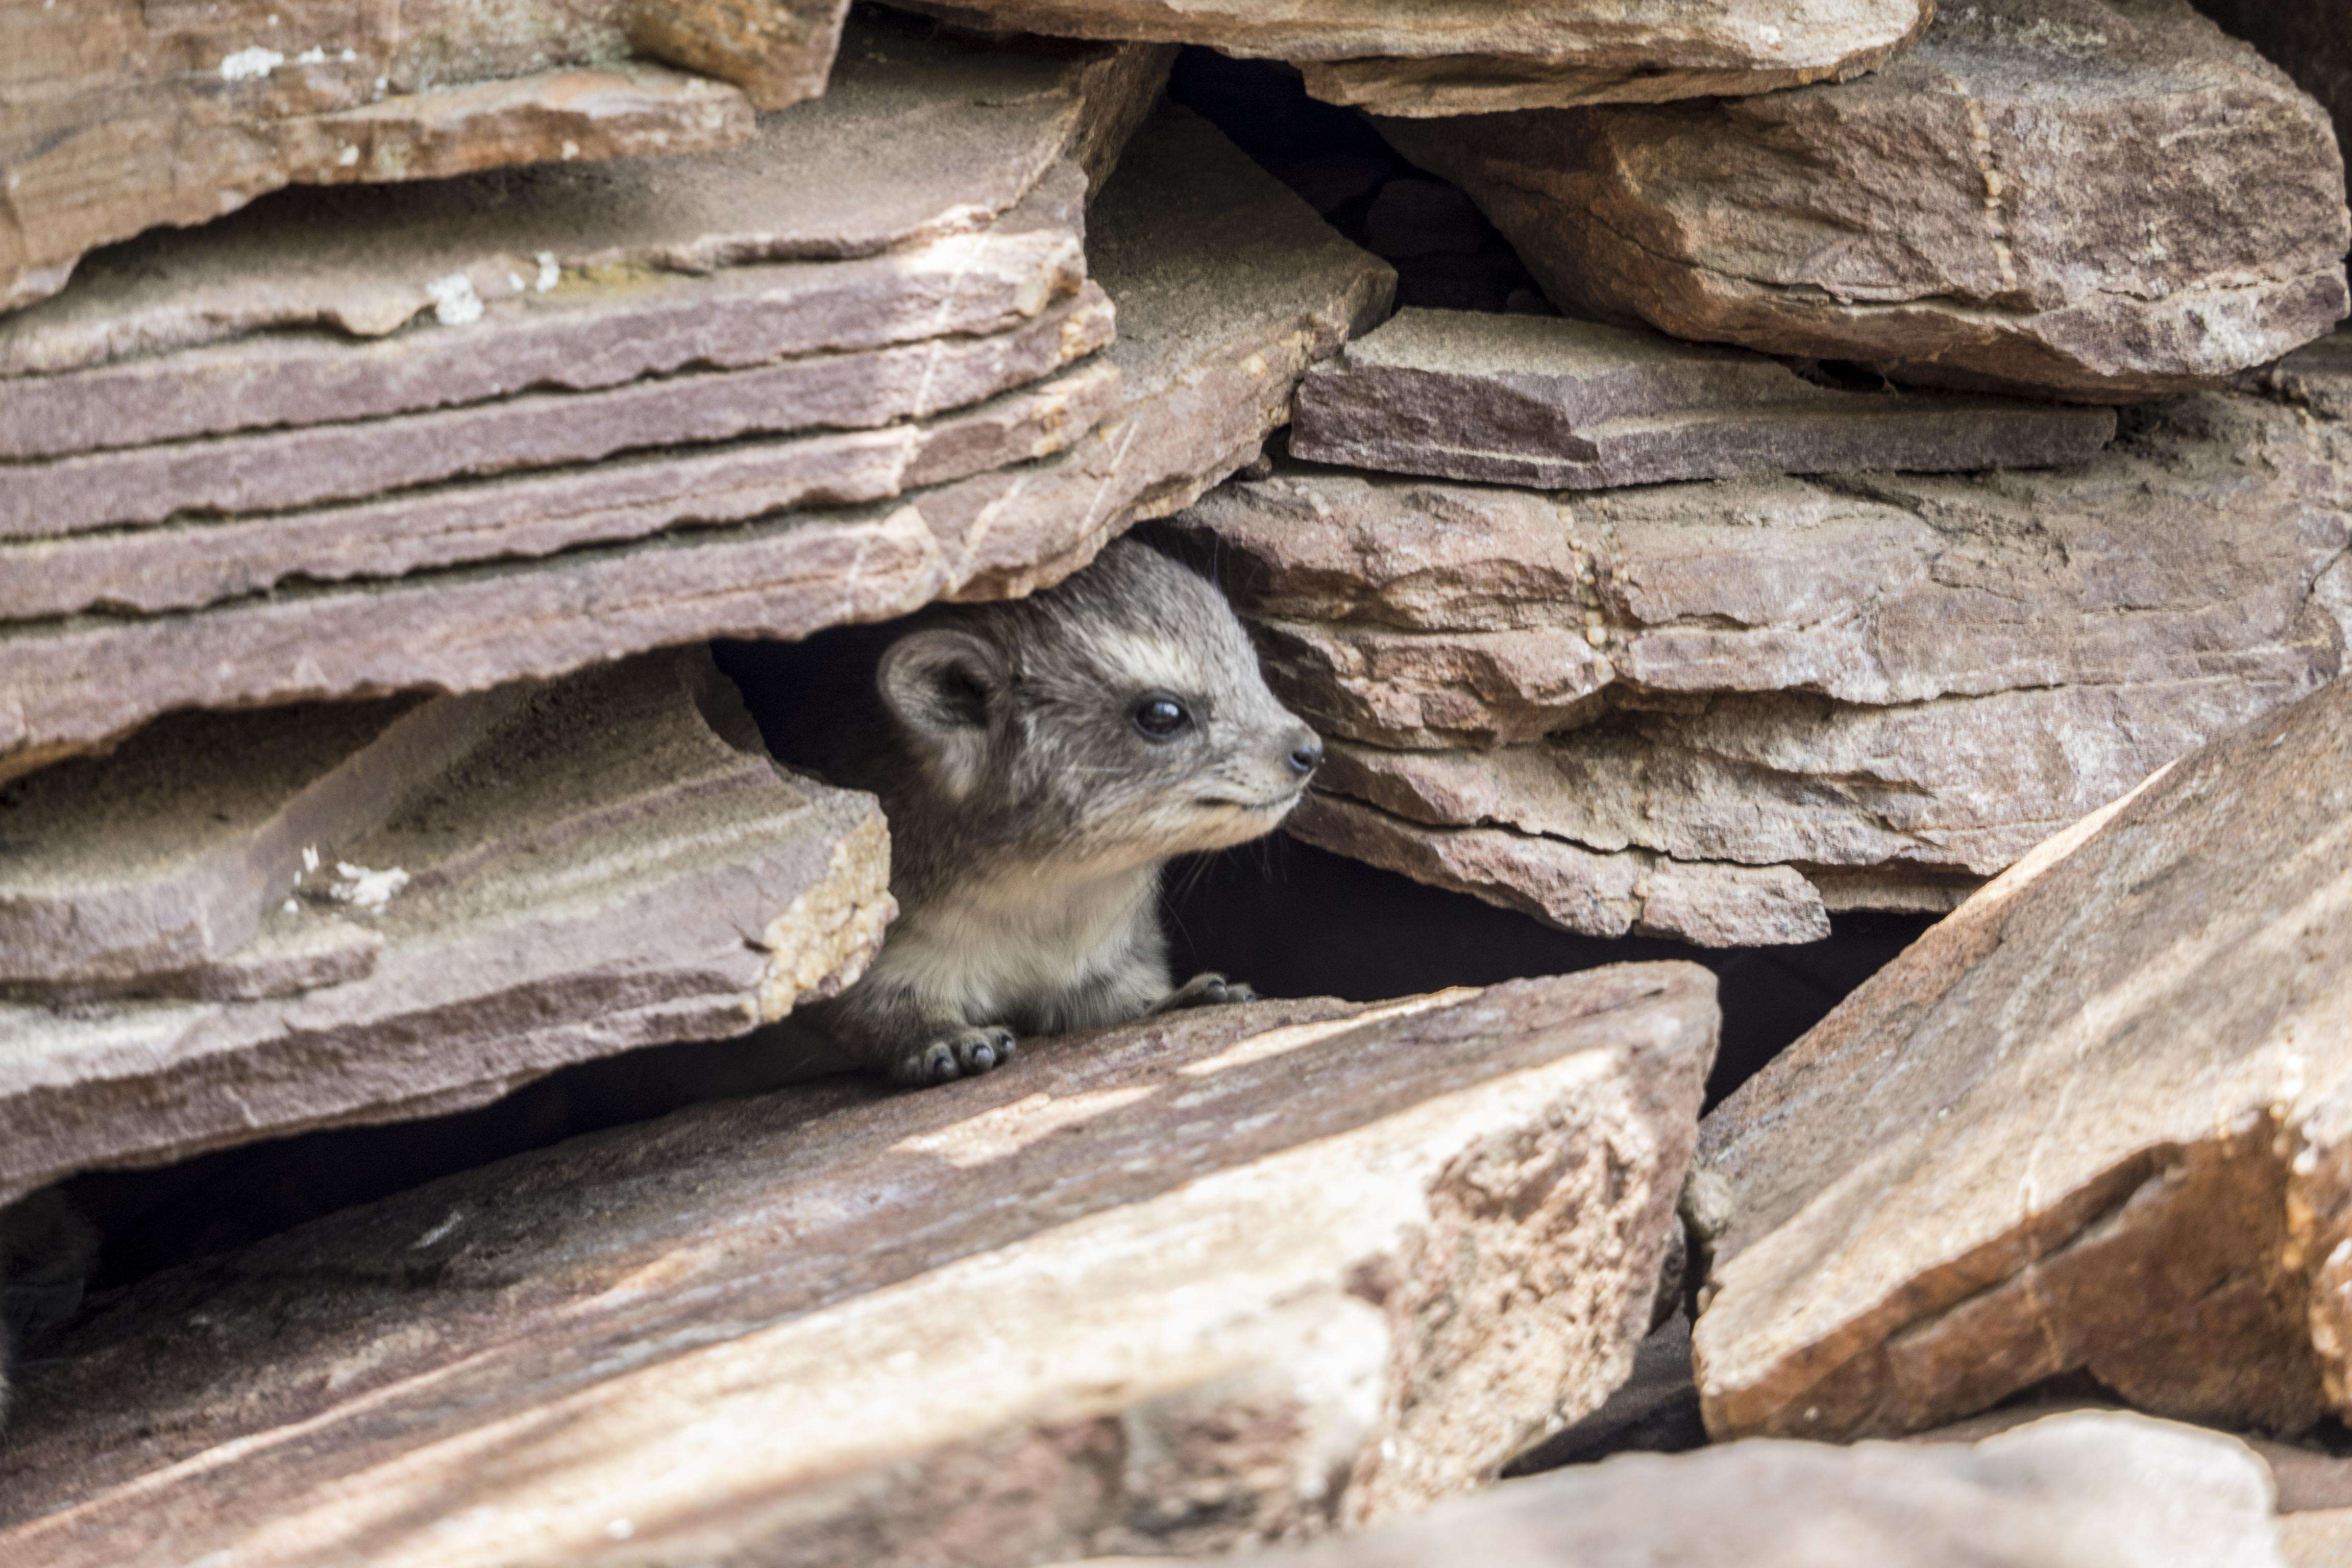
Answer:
[1, 0, 856, 314]
[1690, 674, 2352, 1442]
[0, 969, 1717, 1568]
[0, 26, 1395, 781]
[0, 649, 893, 1210]
[1170, 326, 2351, 946]
[1381, 0, 2351, 401]
[886, 0, 1931, 115]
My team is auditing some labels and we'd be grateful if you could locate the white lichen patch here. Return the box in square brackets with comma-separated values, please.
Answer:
[293, 45, 326, 64]
[424, 273, 484, 327]
[328, 862, 410, 911]
[218, 46, 285, 82]
[535, 252, 561, 292]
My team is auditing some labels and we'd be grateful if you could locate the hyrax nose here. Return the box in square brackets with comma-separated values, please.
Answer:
[1284, 727, 1324, 778]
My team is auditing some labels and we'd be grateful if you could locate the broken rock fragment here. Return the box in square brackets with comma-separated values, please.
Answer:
[0, 0, 862, 316]
[0, 967, 1716, 1567]
[0, 649, 892, 1209]
[0, 107, 1390, 780]
[1170, 371, 2351, 941]
[1093, 1412, 2290, 1568]
[1691, 675, 2352, 1441]
[894, 0, 1931, 116]
[1383, 0, 2351, 400]
[1291, 309, 2118, 489]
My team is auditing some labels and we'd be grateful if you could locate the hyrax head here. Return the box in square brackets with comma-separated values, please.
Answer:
[877, 540, 1322, 870]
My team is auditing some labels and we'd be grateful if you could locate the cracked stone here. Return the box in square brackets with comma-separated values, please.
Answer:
[0, 0, 868, 317]
[890, 0, 1930, 116]
[0, 107, 1390, 782]
[1382, 0, 2351, 401]
[1690, 675, 2352, 1441]
[1291, 308, 2118, 489]
[0, 967, 1715, 1568]
[1168, 373, 2350, 939]
[0, 648, 892, 1210]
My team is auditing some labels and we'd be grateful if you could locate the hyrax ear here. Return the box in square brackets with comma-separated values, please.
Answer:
[877, 627, 1003, 800]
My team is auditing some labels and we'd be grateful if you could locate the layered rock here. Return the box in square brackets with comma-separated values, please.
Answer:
[895, 0, 1930, 116]
[2193, 1, 2352, 172]
[1383, 0, 2351, 401]
[0, 967, 1716, 1566]
[0, 0, 861, 316]
[0, 649, 892, 1208]
[0, 100, 1392, 780]
[1292, 308, 2117, 490]
[1093, 1412, 2290, 1568]
[1690, 675, 2352, 1441]
[1170, 371, 2351, 943]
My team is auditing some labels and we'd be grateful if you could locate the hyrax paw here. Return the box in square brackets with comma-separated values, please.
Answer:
[1160, 972, 1258, 1012]
[891, 1025, 1018, 1087]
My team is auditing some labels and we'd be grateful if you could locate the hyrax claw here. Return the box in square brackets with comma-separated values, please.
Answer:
[892, 1025, 1017, 1085]
[1159, 972, 1257, 1012]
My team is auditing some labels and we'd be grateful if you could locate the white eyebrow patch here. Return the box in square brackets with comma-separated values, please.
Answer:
[1094, 627, 1207, 694]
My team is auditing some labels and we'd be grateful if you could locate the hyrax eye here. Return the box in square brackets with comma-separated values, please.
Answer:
[1132, 693, 1191, 739]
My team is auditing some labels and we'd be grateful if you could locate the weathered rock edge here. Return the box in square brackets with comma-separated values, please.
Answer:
[1081, 1411, 2290, 1568]
[1692, 675, 2352, 1441]
[0, 648, 893, 1208]
[892, 0, 1930, 116]
[0, 108, 1392, 782]
[0, 967, 1716, 1568]
[1382, 0, 2351, 400]
[0, 0, 863, 316]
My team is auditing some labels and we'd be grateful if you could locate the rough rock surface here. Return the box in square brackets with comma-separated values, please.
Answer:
[0, 108, 1389, 781]
[0, 649, 892, 1208]
[2192, 1, 2352, 174]
[1171, 372, 2351, 941]
[895, 0, 1929, 115]
[1690, 675, 2352, 1441]
[1087, 1412, 2290, 1568]
[1291, 309, 2118, 489]
[0, 19, 1164, 387]
[0, 967, 1716, 1567]
[1383, 0, 2352, 401]
[0, 0, 864, 316]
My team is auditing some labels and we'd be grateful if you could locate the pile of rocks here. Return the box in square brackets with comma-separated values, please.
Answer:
[2, 0, 2349, 1563]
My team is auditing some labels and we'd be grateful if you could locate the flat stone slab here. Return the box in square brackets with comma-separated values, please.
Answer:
[895, 0, 1928, 115]
[0, 165, 1092, 461]
[1169, 373, 2350, 938]
[0, 648, 891, 1209]
[0, 0, 863, 316]
[1290, 309, 2118, 489]
[1691, 675, 2352, 1441]
[0, 108, 1392, 781]
[1384, 0, 2351, 400]
[1097, 1412, 2289, 1568]
[0, 15, 1158, 378]
[1, 284, 1111, 536]
[0, 966, 1716, 1566]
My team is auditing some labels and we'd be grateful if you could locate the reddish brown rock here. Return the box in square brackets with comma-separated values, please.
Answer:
[1086, 1412, 2291, 1568]
[0, 0, 871, 315]
[0, 649, 892, 1209]
[0, 967, 1716, 1566]
[0, 109, 1390, 781]
[2192, 0, 2352, 174]
[1383, 0, 2351, 401]
[1291, 309, 2117, 489]
[0, 166, 1093, 460]
[2, 285, 1111, 535]
[1691, 676, 2352, 1442]
[1170, 375, 2349, 939]
[893, 0, 1929, 115]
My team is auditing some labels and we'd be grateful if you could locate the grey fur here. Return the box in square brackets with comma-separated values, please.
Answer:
[786, 540, 1320, 1086]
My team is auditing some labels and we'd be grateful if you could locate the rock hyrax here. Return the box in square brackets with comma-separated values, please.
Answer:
[787, 539, 1322, 1086]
